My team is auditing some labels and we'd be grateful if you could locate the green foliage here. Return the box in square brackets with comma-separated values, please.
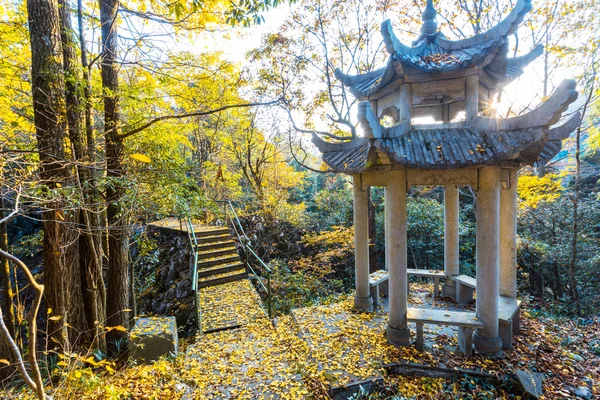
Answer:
[270, 226, 355, 314]
[406, 197, 445, 271]
[518, 190, 600, 315]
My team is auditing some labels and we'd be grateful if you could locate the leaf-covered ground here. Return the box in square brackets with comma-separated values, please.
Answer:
[7, 283, 599, 399]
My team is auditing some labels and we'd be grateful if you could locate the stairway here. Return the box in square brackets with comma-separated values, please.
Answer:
[193, 227, 248, 288]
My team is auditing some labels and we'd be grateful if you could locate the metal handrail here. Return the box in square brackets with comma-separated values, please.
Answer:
[214, 200, 273, 318]
[181, 214, 201, 330]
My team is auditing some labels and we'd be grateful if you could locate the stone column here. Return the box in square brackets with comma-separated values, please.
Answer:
[465, 75, 479, 121]
[353, 174, 373, 311]
[399, 84, 412, 124]
[442, 185, 460, 299]
[500, 168, 518, 298]
[385, 170, 410, 346]
[473, 167, 503, 355]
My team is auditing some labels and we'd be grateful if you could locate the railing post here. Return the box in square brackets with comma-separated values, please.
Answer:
[267, 272, 272, 319]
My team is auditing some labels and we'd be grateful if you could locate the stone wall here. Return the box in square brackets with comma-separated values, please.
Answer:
[137, 224, 197, 336]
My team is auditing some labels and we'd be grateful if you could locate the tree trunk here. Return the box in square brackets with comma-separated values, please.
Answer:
[0, 199, 15, 339]
[0, 200, 16, 384]
[57, 0, 88, 347]
[367, 188, 378, 273]
[569, 135, 582, 315]
[99, 0, 130, 355]
[27, 0, 70, 352]
[76, 0, 106, 350]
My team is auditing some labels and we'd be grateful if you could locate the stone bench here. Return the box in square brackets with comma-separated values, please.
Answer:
[369, 270, 389, 307]
[129, 316, 179, 364]
[498, 296, 521, 350]
[407, 269, 446, 297]
[451, 274, 476, 304]
[407, 307, 483, 356]
[369, 269, 447, 306]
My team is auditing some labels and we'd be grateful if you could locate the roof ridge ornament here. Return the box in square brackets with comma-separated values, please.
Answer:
[421, 0, 438, 36]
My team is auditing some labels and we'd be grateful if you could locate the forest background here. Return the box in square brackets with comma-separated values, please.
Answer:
[0, 0, 599, 396]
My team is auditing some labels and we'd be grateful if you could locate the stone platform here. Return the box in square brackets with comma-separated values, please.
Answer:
[291, 283, 477, 388]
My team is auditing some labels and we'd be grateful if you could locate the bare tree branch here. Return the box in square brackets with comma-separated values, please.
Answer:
[119, 99, 282, 139]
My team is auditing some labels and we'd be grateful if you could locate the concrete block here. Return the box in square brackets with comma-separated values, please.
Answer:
[415, 323, 424, 350]
[370, 285, 380, 308]
[457, 327, 474, 356]
[129, 316, 179, 363]
[499, 320, 512, 350]
[456, 284, 474, 305]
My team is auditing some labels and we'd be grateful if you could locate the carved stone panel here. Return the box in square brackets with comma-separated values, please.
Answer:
[412, 78, 466, 105]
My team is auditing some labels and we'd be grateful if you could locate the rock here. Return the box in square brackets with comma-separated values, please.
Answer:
[176, 279, 190, 299]
[129, 316, 179, 364]
[582, 377, 593, 389]
[516, 370, 544, 399]
[573, 386, 592, 399]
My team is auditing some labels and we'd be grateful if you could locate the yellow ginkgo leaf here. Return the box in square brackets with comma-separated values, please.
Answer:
[106, 325, 128, 332]
[130, 153, 151, 163]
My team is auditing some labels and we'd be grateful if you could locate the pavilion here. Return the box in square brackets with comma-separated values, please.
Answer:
[312, 0, 579, 355]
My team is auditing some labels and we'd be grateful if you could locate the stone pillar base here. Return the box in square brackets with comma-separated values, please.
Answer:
[442, 282, 456, 300]
[354, 295, 373, 312]
[473, 331, 503, 355]
[386, 325, 411, 347]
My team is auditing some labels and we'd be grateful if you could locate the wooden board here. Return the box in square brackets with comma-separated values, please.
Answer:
[498, 296, 521, 323]
[407, 307, 483, 328]
[451, 274, 477, 288]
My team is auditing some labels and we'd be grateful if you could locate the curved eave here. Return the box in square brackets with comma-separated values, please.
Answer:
[487, 44, 544, 84]
[535, 112, 582, 167]
[311, 132, 368, 153]
[535, 140, 562, 167]
[319, 141, 372, 173]
[549, 112, 581, 140]
[436, 0, 532, 51]
[381, 19, 421, 57]
[470, 79, 578, 131]
[335, 59, 397, 99]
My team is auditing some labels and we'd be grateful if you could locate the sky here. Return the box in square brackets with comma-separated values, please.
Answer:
[112, 0, 585, 168]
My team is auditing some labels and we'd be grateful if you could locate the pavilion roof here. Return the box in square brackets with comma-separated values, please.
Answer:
[314, 80, 579, 172]
[335, 0, 542, 100]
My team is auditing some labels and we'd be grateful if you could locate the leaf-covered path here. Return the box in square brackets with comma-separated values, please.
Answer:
[11, 283, 599, 399]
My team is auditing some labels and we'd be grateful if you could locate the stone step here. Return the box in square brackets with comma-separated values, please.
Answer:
[192, 227, 230, 238]
[196, 240, 236, 252]
[195, 234, 232, 244]
[197, 263, 245, 279]
[197, 254, 240, 269]
[198, 271, 248, 288]
[197, 247, 238, 260]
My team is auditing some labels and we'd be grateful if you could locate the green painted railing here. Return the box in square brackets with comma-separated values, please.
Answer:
[182, 216, 202, 330]
[216, 200, 273, 319]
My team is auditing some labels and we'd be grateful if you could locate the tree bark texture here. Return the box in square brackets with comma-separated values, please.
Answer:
[27, 0, 71, 351]
[0, 203, 16, 383]
[99, 0, 130, 354]
[76, 0, 106, 350]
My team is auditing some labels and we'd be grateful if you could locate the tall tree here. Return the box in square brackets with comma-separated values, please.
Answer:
[27, 0, 70, 351]
[98, 0, 130, 354]
[57, 0, 88, 345]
